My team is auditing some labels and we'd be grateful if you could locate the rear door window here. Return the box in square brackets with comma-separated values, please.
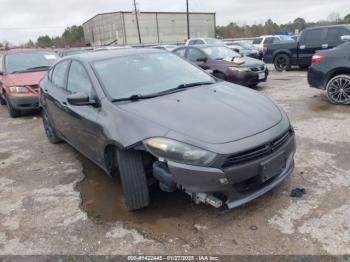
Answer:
[253, 38, 263, 44]
[264, 37, 275, 44]
[326, 28, 350, 45]
[304, 29, 323, 42]
[174, 48, 186, 58]
[51, 60, 70, 89]
[187, 48, 205, 62]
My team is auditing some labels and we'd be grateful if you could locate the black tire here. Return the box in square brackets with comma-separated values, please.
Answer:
[325, 74, 350, 105]
[213, 72, 226, 81]
[6, 99, 20, 118]
[42, 109, 62, 144]
[117, 149, 150, 211]
[0, 94, 6, 105]
[274, 54, 291, 72]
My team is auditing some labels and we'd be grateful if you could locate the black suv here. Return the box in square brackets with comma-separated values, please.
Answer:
[308, 41, 350, 105]
[264, 25, 350, 71]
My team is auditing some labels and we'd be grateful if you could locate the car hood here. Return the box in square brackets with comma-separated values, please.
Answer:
[3, 71, 47, 86]
[118, 82, 282, 144]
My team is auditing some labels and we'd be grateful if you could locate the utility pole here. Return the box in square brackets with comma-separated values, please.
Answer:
[186, 0, 190, 40]
[133, 0, 142, 44]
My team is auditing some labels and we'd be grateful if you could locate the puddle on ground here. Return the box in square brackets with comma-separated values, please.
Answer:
[77, 156, 220, 244]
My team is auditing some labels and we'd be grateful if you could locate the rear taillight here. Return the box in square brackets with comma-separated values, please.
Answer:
[311, 54, 325, 64]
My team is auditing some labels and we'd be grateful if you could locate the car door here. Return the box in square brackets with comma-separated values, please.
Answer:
[186, 47, 210, 70]
[43, 60, 71, 137]
[325, 27, 350, 50]
[64, 60, 101, 162]
[298, 28, 327, 66]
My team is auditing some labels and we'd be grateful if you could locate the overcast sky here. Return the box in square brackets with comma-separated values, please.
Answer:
[0, 0, 349, 44]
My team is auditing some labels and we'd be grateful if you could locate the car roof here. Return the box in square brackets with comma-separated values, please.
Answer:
[3, 48, 54, 55]
[305, 24, 350, 30]
[64, 48, 165, 62]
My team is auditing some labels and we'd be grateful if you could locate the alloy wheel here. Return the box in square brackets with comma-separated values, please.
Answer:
[327, 76, 350, 104]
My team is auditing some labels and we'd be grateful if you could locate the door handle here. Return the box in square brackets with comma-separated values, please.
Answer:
[322, 44, 328, 49]
[62, 101, 67, 106]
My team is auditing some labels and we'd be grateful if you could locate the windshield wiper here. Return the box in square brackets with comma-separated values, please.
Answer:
[112, 81, 215, 103]
[112, 94, 158, 102]
[10, 66, 51, 74]
[25, 66, 51, 71]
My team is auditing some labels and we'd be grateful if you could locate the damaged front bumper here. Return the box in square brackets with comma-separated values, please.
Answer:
[154, 128, 296, 210]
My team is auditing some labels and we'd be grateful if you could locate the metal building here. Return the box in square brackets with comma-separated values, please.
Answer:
[82, 11, 216, 46]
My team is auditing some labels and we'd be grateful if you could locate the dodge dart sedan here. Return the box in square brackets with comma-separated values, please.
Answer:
[40, 49, 296, 211]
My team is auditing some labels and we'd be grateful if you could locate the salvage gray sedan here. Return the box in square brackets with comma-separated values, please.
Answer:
[39, 49, 296, 211]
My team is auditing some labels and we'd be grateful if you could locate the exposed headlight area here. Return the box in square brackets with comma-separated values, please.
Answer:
[9, 86, 30, 94]
[144, 137, 216, 166]
[228, 66, 251, 72]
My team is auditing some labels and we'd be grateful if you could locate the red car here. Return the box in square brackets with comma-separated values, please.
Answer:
[0, 49, 59, 117]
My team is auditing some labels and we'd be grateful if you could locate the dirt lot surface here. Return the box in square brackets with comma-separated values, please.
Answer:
[0, 67, 349, 255]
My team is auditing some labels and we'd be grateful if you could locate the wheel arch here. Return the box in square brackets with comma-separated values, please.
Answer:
[103, 141, 123, 177]
[325, 68, 350, 85]
[273, 50, 292, 62]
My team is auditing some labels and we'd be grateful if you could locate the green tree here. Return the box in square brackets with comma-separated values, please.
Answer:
[345, 14, 350, 22]
[293, 18, 307, 32]
[37, 35, 53, 47]
[62, 25, 84, 46]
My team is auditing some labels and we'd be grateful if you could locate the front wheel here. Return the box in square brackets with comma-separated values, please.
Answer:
[6, 99, 20, 118]
[0, 94, 6, 105]
[117, 149, 150, 211]
[42, 110, 63, 144]
[326, 74, 350, 105]
[274, 54, 291, 72]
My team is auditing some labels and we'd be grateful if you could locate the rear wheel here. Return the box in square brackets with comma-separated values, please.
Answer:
[274, 54, 291, 72]
[326, 74, 350, 105]
[117, 149, 150, 211]
[42, 109, 62, 144]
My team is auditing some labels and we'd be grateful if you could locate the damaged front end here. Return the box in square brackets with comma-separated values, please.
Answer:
[146, 127, 296, 211]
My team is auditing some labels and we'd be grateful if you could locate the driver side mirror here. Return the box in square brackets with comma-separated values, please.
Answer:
[196, 57, 208, 63]
[341, 35, 350, 42]
[67, 92, 98, 107]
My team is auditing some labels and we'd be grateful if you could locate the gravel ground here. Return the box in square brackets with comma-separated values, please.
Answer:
[0, 66, 349, 255]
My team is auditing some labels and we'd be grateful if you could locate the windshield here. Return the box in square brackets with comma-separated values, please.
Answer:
[205, 38, 224, 45]
[92, 52, 215, 100]
[252, 38, 263, 44]
[201, 46, 241, 60]
[6, 52, 58, 74]
[238, 42, 254, 49]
